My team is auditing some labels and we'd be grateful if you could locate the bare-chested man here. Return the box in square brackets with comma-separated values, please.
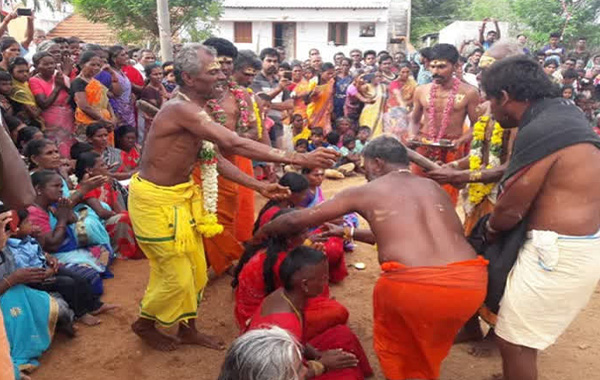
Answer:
[199, 38, 261, 276]
[255, 136, 488, 380]
[128, 44, 337, 352]
[410, 43, 480, 204]
[481, 56, 600, 380]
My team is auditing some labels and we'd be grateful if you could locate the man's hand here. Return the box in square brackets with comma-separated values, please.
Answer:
[8, 268, 47, 285]
[278, 78, 290, 90]
[427, 167, 465, 185]
[317, 222, 345, 239]
[258, 183, 291, 200]
[297, 148, 339, 169]
[319, 349, 358, 371]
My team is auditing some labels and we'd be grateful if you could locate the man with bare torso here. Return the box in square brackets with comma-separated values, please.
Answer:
[481, 56, 600, 380]
[256, 136, 488, 379]
[410, 43, 479, 205]
[128, 44, 337, 352]
[198, 38, 261, 276]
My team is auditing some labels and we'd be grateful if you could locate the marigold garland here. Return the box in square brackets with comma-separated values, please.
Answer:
[247, 87, 263, 139]
[467, 116, 504, 206]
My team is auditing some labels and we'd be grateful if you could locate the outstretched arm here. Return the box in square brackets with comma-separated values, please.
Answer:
[256, 186, 361, 239]
[216, 152, 290, 199]
[493, 19, 501, 40]
[479, 19, 487, 45]
[181, 104, 338, 168]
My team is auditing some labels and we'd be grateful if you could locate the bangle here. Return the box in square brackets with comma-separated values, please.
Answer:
[469, 170, 482, 182]
[308, 360, 326, 376]
[343, 226, 351, 240]
[3, 277, 11, 288]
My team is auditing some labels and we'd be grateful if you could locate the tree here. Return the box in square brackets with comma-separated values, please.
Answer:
[410, 0, 469, 42]
[72, 0, 222, 44]
[510, 0, 600, 48]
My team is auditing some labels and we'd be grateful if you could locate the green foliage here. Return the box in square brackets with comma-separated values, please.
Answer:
[73, 0, 221, 45]
[510, 0, 600, 48]
[410, 0, 469, 42]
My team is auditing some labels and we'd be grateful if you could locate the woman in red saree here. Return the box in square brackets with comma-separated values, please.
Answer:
[115, 125, 141, 173]
[75, 151, 143, 259]
[234, 209, 348, 341]
[247, 246, 373, 380]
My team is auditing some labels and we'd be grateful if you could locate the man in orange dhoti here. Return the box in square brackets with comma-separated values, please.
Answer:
[409, 44, 479, 205]
[256, 136, 488, 379]
[201, 39, 263, 274]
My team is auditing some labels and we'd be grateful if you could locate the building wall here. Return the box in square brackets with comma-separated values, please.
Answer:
[438, 21, 510, 47]
[215, 8, 389, 61]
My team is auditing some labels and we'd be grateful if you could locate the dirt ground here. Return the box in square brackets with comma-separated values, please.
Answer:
[33, 176, 600, 380]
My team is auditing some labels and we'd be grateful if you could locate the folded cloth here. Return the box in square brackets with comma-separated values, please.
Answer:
[128, 173, 208, 326]
[373, 257, 488, 380]
[467, 214, 528, 320]
[501, 98, 600, 186]
[495, 229, 600, 350]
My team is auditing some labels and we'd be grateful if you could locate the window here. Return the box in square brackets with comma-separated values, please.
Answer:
[360, 23, 376, 37]
[328, 22, 348, 46]
[234, 22, 252, 43]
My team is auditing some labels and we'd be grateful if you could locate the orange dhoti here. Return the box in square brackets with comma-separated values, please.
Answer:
[234, 156, 255, 243]
[192, 164, 244, 275]
[411, 144, 467, 205]
[373, 257, 488, 380]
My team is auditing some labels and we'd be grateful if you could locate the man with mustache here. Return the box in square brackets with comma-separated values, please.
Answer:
[129, 44, 338, 352]
[197, 38, 263, 277]
[409, 43, 480, 205]
[251, 48, 294, 149]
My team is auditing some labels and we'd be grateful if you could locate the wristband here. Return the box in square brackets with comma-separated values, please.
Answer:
[308, 360, 325, 376]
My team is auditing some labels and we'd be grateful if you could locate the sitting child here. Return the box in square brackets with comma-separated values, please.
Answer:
[340, 135, 363, 174]
[7, 208, 118, 327]
[354, 126, 371, 154]
[324, 132, 355, 179]
[308, 127, 328, 151]
[284, 139, 309, 173]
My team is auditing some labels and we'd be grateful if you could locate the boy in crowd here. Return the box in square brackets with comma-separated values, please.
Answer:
[284, 139, 309, 173]
[354, 126, 371, 154]
[308, 127, 328, 151]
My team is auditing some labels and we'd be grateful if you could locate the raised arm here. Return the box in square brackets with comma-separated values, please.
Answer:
[181, 104, 338, 168]
[479, 19, 488, 45]
[0, 12, 16, 40]
[493, 19, 501, 40]
[0, 119, 35, 208]
[21, 13, 34, 50]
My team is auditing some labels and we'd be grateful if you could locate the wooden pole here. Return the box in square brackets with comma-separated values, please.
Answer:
[156, 0, 173, 61]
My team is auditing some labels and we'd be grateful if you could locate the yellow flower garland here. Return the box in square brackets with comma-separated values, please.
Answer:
[247, 88, 263, 139]
[467, 116, 504, 205]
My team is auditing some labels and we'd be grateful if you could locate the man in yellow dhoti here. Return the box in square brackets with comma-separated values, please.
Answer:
[129, 44, 338, 351]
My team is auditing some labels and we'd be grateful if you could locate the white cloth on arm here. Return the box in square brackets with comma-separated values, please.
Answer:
[495, 229, 600, 350]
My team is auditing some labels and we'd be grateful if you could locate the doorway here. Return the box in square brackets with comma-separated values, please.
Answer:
[272, 22, 296, 60]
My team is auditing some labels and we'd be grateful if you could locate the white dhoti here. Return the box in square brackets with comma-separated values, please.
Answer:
[495, 229, 600, 350]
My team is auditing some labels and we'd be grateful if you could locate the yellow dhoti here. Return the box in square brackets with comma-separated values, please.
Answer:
[128, 174, 208, 327]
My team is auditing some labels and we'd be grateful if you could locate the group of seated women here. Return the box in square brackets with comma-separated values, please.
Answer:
[231, 172, 372, 379]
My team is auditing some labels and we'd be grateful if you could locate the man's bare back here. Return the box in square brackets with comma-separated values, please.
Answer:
[351, 172, 476, 266]
[414, 82, 479, 139]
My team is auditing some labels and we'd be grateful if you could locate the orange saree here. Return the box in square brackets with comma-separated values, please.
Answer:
[74, 78, 114, 146]
[373, 257, 487, 380]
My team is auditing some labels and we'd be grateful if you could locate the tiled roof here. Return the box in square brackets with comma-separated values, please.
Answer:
[222, 0, 390, 9]
[47, 14, 119, 46]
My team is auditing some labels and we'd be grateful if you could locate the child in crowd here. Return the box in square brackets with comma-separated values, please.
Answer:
[161, 61, 177, 94]
[6, 208, 118, 328]
[340, 135, 363, 173]
[324, 131, 356, 179]
[0, 70, 13, 115]
[254, 93, 276, 181]
[284, 139, 309, 174]
[562, 85, 575, 100]
[354, 126, 371, 154]
[5, 114, 26, 144]
[308, 127, 328, 151]
[325, 131, 341, 153]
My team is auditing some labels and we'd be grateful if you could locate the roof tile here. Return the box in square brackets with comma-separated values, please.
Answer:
[47, 14, 119, 46]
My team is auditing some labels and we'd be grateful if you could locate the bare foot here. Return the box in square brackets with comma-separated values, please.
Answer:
[78, 313, 102, 326]
[178, 327, 225, 350]
[132, 319, 179, 352]
[468, 331, 499, 358]
[90, 303, 120, 316]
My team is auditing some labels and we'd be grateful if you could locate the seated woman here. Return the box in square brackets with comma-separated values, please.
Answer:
[7, 208, 118, 326]
[0, 244, 58, 379]
[234, 209, 348, 341]
[115, 125, 141, 173]
[248, 246, 373, 380]
[75, 152, 142, 259]
[254, 173, 310, 232]
[27, 170, 115, 295]
[86, 123, 134, 181]
[16, 126, 43, 152]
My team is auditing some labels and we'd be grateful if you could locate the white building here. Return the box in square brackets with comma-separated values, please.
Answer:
[214, 0, 410, 62]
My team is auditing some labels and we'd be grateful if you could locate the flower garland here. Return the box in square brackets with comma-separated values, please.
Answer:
[247, 87, 263, 139]
[195, 98, 224, 237]
[467, 116, 504, 206]
[229, 80, 252, 136]
[427, 78, 461, 142]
